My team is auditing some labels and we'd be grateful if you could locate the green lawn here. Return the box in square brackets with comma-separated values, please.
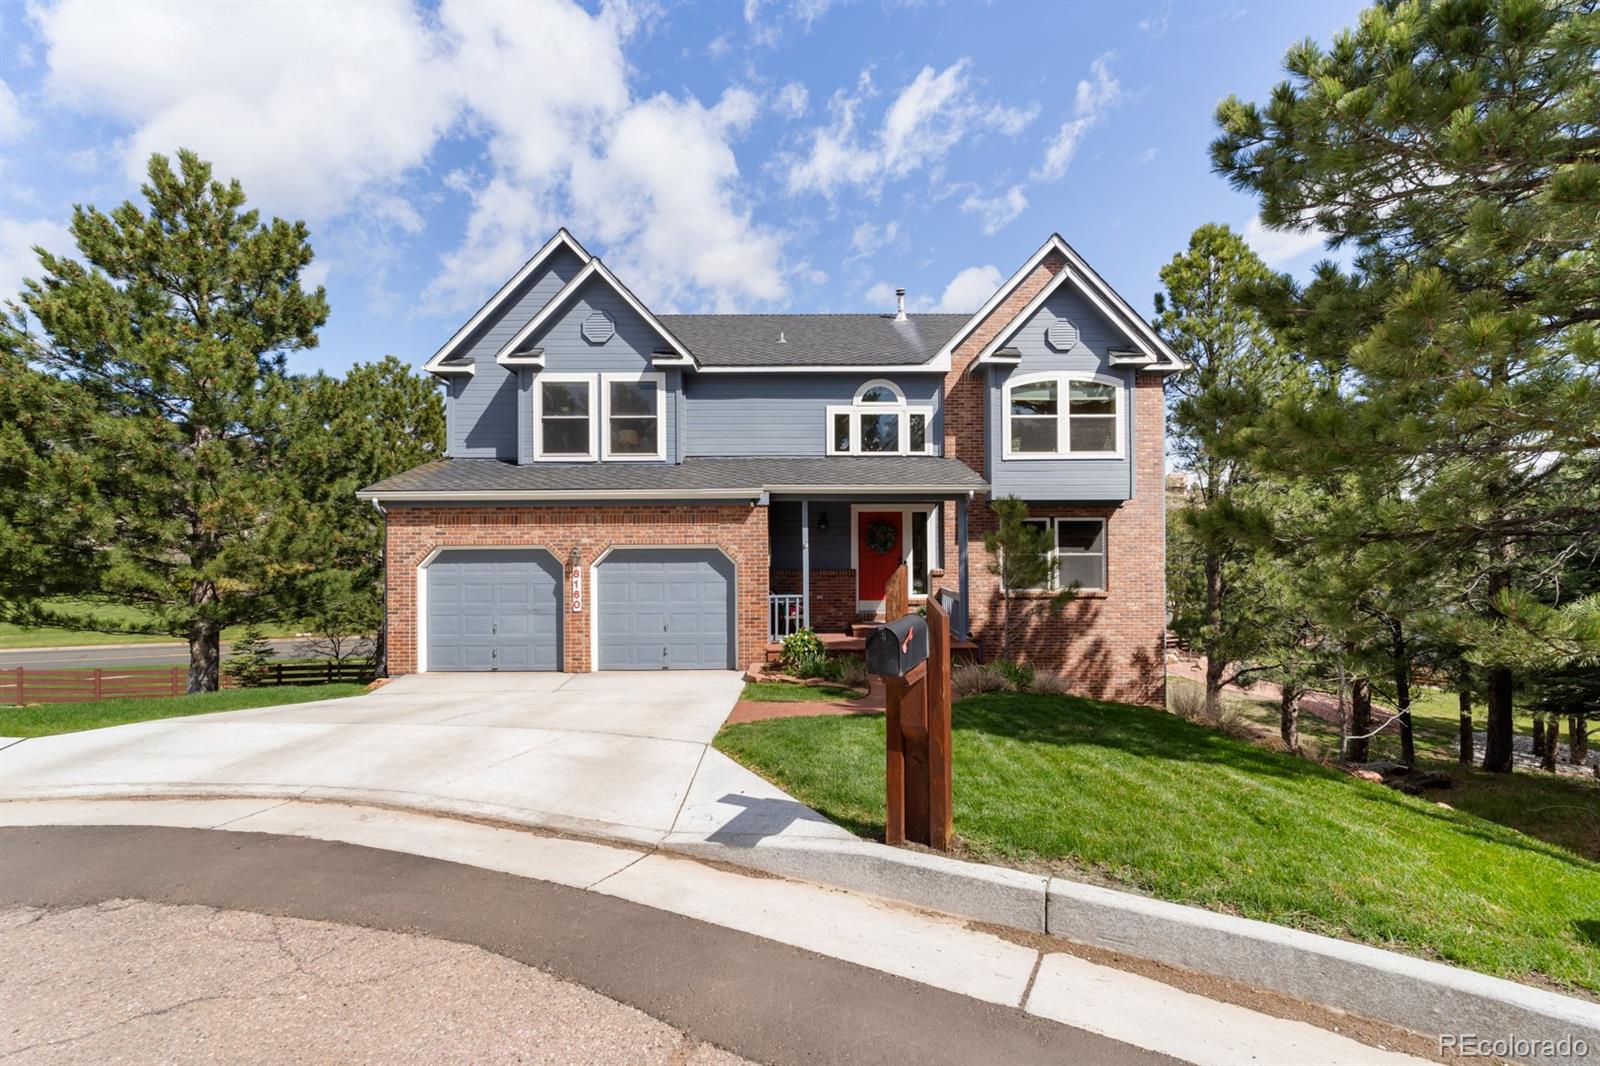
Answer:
[740, 681, 868, 702]
[0, 684, 369, 737]
[0, 597, 304, 649]
[715, 691, 1600, 996]
[1197, 676, 1598, 860]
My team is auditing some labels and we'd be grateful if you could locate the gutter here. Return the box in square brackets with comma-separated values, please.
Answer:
[357, 481, 991, 505]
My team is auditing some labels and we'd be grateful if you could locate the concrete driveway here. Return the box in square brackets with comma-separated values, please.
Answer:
[0, 672, 802, 845]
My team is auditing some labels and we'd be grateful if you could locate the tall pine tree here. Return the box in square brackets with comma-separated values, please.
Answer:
[0, 151, 329, 692]
[1213, 0, 1600, 771]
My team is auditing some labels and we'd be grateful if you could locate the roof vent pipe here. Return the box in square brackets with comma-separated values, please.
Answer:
[894, 287, 907, 321]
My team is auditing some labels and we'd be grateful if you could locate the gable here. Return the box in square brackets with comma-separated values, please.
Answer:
[1004, 286, 1136, 375]
[517, 274, 674, 371]
[424, 230, 590, 375]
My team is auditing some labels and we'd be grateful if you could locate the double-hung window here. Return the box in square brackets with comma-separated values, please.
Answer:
[601, 372, 665, 461]
[826, 379, 935, 456]
[1002, 372, 1124, 459]
[1020, 517, 1107, 592]
[535, 373, 597, 461]
[534, 371, 665, 462]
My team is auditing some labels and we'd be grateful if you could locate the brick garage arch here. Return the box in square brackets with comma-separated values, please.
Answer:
[384, 503, 769, 675]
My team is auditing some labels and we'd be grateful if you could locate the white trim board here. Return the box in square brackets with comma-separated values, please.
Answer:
[849, 503, 939, 611]
[423, 229, 591, 377]
[936, 233, 1186, 373]
[1000, 371, 1126, 461]
[494, 259, 696, 368]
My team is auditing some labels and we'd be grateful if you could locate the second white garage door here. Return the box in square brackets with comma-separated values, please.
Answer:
[596, 548, 735, 670]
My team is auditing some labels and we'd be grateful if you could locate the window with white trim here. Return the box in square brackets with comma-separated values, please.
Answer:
[1002, 372, 1123, 459]
[601, 372, 665, 460]
[534, 373, 596, 461]
[826, 379, 934, 456]
[1021, 517, 1107, 591]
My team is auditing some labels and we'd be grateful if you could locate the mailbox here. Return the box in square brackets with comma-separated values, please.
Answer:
[865, 615, 928, 677]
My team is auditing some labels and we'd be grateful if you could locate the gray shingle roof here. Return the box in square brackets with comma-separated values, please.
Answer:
[359, 457, 987, 499]
[657, 314, 967, 367]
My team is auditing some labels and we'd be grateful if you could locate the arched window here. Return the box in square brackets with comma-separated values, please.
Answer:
[826, 380, 934, 455]
[1001, 372, 1124, 459]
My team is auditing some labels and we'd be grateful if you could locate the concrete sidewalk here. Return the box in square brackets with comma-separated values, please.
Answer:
[0, 802, 1434, 1066]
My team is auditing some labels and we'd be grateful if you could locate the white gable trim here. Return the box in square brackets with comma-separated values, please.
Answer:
[938, 233, 1187, 373]
[422, 229, 591, 377]
[493, 258, 697, 368]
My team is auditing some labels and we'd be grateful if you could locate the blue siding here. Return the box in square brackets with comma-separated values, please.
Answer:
[446, 247, 585, 459]
[768, 501, 854, 569]
[527, 277, 665, 372]
[985, 286, 1136, 501]
[683, 374, 943, 457]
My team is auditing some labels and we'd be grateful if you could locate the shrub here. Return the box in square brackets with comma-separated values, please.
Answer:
[834, 656, 869, 690]
[1168, 678, 1207, 722]
[226, 626, 276, 688]
[952, 661, 1009, 699]
[1031, 672, 1071, 696]
[995, 659, 1035, 693]
[780, 629, 828, 678]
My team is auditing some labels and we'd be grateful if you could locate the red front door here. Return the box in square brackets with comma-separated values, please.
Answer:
[857, 511, 904, 602]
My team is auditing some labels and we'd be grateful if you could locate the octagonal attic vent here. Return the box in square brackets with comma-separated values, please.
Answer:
[1046, 320, 1079, 351]
[582, 310, 615, 344]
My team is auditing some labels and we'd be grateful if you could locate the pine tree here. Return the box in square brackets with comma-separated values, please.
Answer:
[1155, 224, 1298, 717]
[0, 151, 329, 692]
[983, 497, 1070, 662]
[1213, 0, 1600, 772]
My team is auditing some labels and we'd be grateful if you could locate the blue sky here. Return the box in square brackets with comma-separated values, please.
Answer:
[0, 0, 1362, 376]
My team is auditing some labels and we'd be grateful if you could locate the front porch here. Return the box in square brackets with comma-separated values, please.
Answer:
[763, 494, 977, 653]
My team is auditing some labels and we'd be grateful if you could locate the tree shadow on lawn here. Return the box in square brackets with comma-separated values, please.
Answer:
[953, 692, 1318, 784]
[953, 693, 1600, 873]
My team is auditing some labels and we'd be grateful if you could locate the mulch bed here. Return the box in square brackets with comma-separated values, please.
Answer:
[725, 677, 886, 725]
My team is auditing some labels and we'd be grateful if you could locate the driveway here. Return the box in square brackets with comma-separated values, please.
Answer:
[0, 672, 808, 845]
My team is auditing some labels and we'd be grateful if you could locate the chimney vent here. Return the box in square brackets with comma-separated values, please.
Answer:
[894, 287, 907, 321]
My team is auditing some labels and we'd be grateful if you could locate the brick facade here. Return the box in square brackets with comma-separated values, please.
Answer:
[935, 252, 1168, 708]
[384, 503, 769, 675]
[770, 568, 856, 634]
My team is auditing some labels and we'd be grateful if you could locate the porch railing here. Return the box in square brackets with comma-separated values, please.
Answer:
[768, 594, 805, 642]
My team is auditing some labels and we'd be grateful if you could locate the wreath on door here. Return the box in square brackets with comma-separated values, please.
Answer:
[865, 521, 898, 554]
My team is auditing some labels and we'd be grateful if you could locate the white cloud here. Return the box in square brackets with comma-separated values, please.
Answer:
[959, 185, 1027, 235]
[0, 78, 29, 142]
[1242, 213, 1327, 266]
[850, 219, 899, 257]
[33, 0, 453, 222]
[1033, 53, 1121, 182]
[787, 59, 1036, 197]
[1138, 2, 1172, 35]
[774, 80, 809, 118]
[1136, 146, 1159, 164]
[0, 214, 73, 301]
[932, 264, 1002, 312]
[744, 0, 831, 46]
[31, 0, 789, 315]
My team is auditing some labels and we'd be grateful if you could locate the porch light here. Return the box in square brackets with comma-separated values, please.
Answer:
[817, 510, 829, 532]
[568, 547, 581, 571]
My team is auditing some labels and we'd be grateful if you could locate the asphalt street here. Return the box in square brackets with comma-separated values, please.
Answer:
[0, 825, 1177, 1066]
[0, 638, 301, 671]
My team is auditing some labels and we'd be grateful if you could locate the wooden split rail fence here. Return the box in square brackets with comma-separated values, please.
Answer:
[1, 661, 375, 706]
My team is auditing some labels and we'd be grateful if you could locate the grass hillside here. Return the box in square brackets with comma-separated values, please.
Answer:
[716, 691, 1600, 996]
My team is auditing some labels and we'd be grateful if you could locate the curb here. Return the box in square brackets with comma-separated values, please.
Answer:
[665, 833, 1599, 1066]
[5, 787, 1596, 1063]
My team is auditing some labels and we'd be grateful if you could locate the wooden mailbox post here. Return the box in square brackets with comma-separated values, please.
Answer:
[866, 582, 953, 851]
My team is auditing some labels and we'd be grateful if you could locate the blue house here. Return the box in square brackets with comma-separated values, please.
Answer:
[360, 229, 1184, 705]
